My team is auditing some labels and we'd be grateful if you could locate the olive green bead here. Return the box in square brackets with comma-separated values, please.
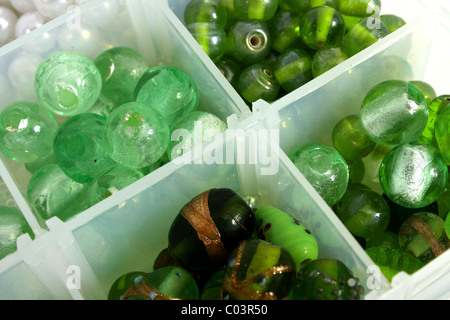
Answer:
[268, 10, 304, 54]
[436, 105, 450, 165]
[215, 57, 241, 88]
[237, 62, 280, 103]
[200, 268, 226, 300]
[273, 49, 313, 92]
[409, 80, 436, 106]
[346, 157, 365, 184]
[380, 14, 406, 33]
[312, 45, 349, 77]
[337, 0, 381, 18]
[184, 0, 228, 28]
[343, 17, 390, 56]
[187, 22, 228, 62]
[287, 0, 337, 14]
[108, 271, 146, 300]
[365, 230, 400, 250]
[417, 95, 450, 147]
[233, 0, 279, 22]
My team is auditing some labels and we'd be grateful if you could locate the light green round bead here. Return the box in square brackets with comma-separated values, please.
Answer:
[0, 206, 34, 259]
[233, 0, 279, 21]
[435, 104, 450, 165]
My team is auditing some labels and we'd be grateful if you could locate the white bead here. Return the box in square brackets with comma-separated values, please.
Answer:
[32, 0, 75, 19]
[10, 0, 37, 13]
[14, 11, 46, 38]
[0, 6, 17, 46]
[76, 0, 121, 28]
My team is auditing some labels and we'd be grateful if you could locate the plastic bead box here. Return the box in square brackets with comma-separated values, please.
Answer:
[0, 0, 448, 300]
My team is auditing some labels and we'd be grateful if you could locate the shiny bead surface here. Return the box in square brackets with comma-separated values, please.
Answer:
[187, 22, 228, 62]
[312, 45, 348, 77]
[417, 95, 450, 147]
[104, 102, 170, 169]
[289, 142, 349, 206]
[268, 10, 303, 53]
[343, 17, 389, 56]
[380, 143, 448, 209]
[300, 6, 345, 51]
[184, 0, 228, 28]
[34, 51, 102, 116]
[337, 0, 381, 18]
[435, 105, 450, 164]
[0, 101, 58, 163]
[33, 0, 75, 19]
[0, 206, 33, 259]
[94, 47, 149, 107]
[237, 62, 280, 103]
[360, 80, 428, 147]
[134, 65, 199, 124]
[54, 113, 116, 183]
[233, 0, 279, 21]
[273, 49, 313, 93]
[0, 6, 17, 46]
[380, 14, 406, 33]
[108, 271, 146, 300]
[215, 57, 241, 88]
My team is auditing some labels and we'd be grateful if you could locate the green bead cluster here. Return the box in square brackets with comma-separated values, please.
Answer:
[184, 0, 404, 105]
[0, 47, 226, 223]
[109, 189, 363, 300]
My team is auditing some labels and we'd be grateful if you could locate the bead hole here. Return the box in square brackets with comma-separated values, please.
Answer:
[263, 68, 272, 78]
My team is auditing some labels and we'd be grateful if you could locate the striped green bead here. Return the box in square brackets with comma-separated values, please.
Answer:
[343, 17, 390, 56]
[287, 0, 337, 15]
[215, 57, 242, 88]
[184, 0, 228, 28]
[237, 62, 280, 103]
[273, 49, 313, 92]
[312, 45, 349, 77]
[436, 105, 450, 165]
[187, 22, 228, 62]
[300, 6, 346, 50]
[268, 10, 304, 54]
[255, 206, 319, 272]
[337, 0, 381, 18]
[233, 0, 279, 21]
[380, 14, 406, 33]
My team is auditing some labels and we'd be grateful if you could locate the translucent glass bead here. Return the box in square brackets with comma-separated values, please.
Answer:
[360, 80, 429, 147]
[435, 105, 450, 164]
[200, 268, 225, 300]
[273, 49, 312, 93]
[343, 17, 389, 56]
[184, 0, 228, 28]
[87, 165, 145, 206]
[332, 114, 376, 159]
[312, 45, 349, 77]
[134, 65, 199, 125]
[410, 80, 436, 106]
[287, 0, 338, 14]
[168, 111, 227, 161]
[108, 271, 146, 300]
[227, 20, 271, 65]
[289, 142, 349, 206]
[53, 113, 116, 184]
[215, 57, 241, 89]
[300, 6, 345, 51]
[187, 22, 228, 62]
[34, 51, 102, 116]
[0, 6, 17, 46]
[27, 164, 90, 222]
[417, 95, 450, 147]
[380, 14, 406, 33]
[0, 101, 58, 163]
[237, 62, 280, 104]
[104, 102, 170, 169]
[268, 10, 303, 54]
[0, 206, 34, 260]
[337, 0, 381, 18]
[233, 0, 279, 22]
[379, 143, 448, 209]
[94, 47, 149, 107]
[365, 230, 399, 250]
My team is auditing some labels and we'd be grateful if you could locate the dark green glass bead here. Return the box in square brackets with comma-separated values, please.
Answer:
[227, 20, 271, 65]
[300, 6, 345, 51]
[417, 95, 450, 147]
[123, 266, 200, 300]
[108, 271, 146, 300]
[233, 0, 279, 22]
[287, 0, 337, 15]
[168, 188, 255, 274]
[187, 22, 228, 63]
[221, 0, 239, 30]
[255, 206, 319, 272]
[343, 17, 389, 56]
[337, 0, 381, 18]
[312, 45, 349, 77]
[0, 206, 34, 260]
[332, 114, 376, 159]
[380, 14, 406, 33]
[222, 239, 296, 300]
[365, 247, 424, 282]
[200, 267, 225, 300]
[346, 157, 365, 184]
[290, 258, 363, 300]
[436, 105, 450, 165]
[398, 212, 450, 264]
[365, 230, 400, 250]
[237, 62, 280, 103]
[268, 10, 304, 54]
[409, 80, 436, 106]
[215, 57, 241, 88]
[273, 49, 313, 93]
[438, 190, 450, 221]
[184, 0, 228, 28]
[445, 211, 450, 240]
[336, 188, 390, 239]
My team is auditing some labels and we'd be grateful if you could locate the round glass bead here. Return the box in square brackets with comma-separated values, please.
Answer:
[446, 211, 450, 240]
[289, 142, 349, 206]
[134, 65, 199, 125]
[290, 258, 363, 300]
[365, 230, 399, 249]
[168, 111, 227, 161]
[215, 57, 241, 89]
[94, 47, 149, 107]
[287, 0, 337, 15]
[27, 164, 90, 222]
[268, 10, 303, 54]
[300, 6, 345, 51]
[409, 80, 436, 106]
[222, 239, 296, 300]
[200, 268, 225, 300]
[227, 20, 271, 65]
[0, 6, 17, 46]
[108, 271, 146, 300]
[380, 14, 406, 33]
[87, 165, 145, 206]
[337, 0, 381, 18]
[184, 0, 228, 28]
[343, 17, 389, 56]
[273, 49, 313, 93]
[332, 114, 376, 159]
[336, 188, 390, 238]
[347, 157, 365, 183]
[438, 190, 449, 221]
[379, 143, 448, 209]
[312, 45, 348, 77]
[233, 0, 279, 21]
[417, 95, 450, 147]
[25, 151, 57, 175]
[237, 62, 280, 104]
[360, 80, 429, 147]
[187, 22, 228, 63]
[0, 101, 58, 163]
[435, 104, 450, 164]
[34, 51, 102, 116]
[398, 211, 449, 264]
[104, 102, 170, 169]
[53, 113, 116, 184]
[0, 206, 33, 259]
